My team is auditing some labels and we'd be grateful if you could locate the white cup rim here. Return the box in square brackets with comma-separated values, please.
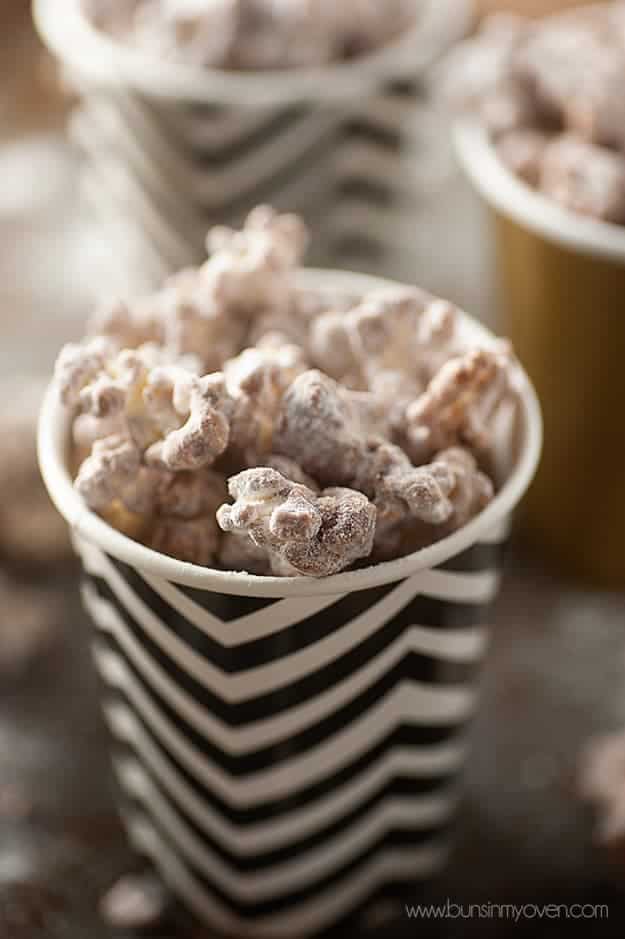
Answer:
[38, 267, 542, 598]
[34, 0, 473, 106]
[453, 120, 625, 263]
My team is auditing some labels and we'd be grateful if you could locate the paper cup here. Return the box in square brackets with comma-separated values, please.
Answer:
[34, 0, 472, 284]
[38, 269, 541, 937]
[454, 119, 625, 586]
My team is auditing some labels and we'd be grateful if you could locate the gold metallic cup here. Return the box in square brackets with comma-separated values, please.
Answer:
[455, 121, 625, 586]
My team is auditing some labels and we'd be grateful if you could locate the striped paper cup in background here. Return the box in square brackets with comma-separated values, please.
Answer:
[38, 270, 541, 937]
[34, 0, 472, 289]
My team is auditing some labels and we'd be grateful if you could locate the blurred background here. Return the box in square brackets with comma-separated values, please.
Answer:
[4, 1, 625, 937]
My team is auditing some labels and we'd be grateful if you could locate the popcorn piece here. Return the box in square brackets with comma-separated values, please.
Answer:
[440, 13, 529, 118]
[310, 288, 458, 390]
[88, 297, 163, 349]
[149, 468, 226, 565]
[512, 19, 618, 129]
[154, 467, 227, 520]
[434, 447, 494, 530]
[263, 454, 319, 490]
[496, 128, 550, 187]
[579, 731, 625, 866]
[401, 346, 513, 464]
[99, 873, 169, 932]
[218, 531, 272, 575]
[217, 467, 376, 577]
[74, 434, 160, 515]
[222, 339, 308, 464]
[158, 267, 245, 372]
[145, 371, 231, 471]
[132, 0, 239, 68]
[150, 515, 220, 566]
[54, 336, 116, 408]
[539, 135, 625, 223]
[274, 371, 460, 538]
[204, 206, 309, 321]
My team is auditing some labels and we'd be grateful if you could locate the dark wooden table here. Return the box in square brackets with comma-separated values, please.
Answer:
[3, 8, 625, 938]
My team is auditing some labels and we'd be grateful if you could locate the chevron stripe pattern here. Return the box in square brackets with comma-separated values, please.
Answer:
[75, 518, 508, 937]
[68, 74, 429, 284]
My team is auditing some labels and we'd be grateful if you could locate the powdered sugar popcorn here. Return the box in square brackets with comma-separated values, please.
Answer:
[84, 0, 418, 70]
[53, 206, 521, 577]
[446, 2, 625, 224]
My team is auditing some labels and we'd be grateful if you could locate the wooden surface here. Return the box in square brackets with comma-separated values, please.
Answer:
[3, 7, 625, 938]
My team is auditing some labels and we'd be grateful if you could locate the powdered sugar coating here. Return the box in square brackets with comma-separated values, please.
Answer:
[273, 370, 475, 553]
[217, 467, 376, 576]
[539, 134, 625, 223]
[145, 371, 231, 470]
[400, 345, 513, 465]
[310, 288, 459, 394]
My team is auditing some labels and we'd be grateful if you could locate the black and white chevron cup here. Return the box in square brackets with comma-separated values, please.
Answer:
[34, 0, 472, 286]
[39, 270, 542, 937]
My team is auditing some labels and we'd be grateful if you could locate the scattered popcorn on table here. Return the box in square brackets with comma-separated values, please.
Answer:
[54, 206, 520, 577]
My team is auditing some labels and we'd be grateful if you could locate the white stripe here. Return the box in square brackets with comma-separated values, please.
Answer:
[479, 516, 511, 545]
[110, 732, 458, 854]
[140, 573, 343, 644]
[88, 588, 480, 752]
[116, 758, 455, 901]
[103, 692, 467, 805]
[412, 568, 499, 603]
[124, 814, 449, 938]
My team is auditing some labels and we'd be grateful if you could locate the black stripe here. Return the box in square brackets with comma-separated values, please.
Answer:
[438, 542, 506, 574]
[333, 234, 386, 261]
[346, 119, 403, 152]
[121, 762, 455, 873]
[193, 106, 311, 167]
[107, 556, 399, 669]
[96, 628, 470, 775]
[174, 583, 277, 621]
[337, 178, 398, 207]
[106, 718, 459, 827]
[385, 78, 423, 98]
[88, 574, 482, 722]
[128, 806, 450, 919]
[182, 101, 227, 119]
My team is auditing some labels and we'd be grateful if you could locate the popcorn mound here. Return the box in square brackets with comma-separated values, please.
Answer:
[55, 206, 520, 578]
[84, 0, 417, 71]
[446, 3, 625, 224]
